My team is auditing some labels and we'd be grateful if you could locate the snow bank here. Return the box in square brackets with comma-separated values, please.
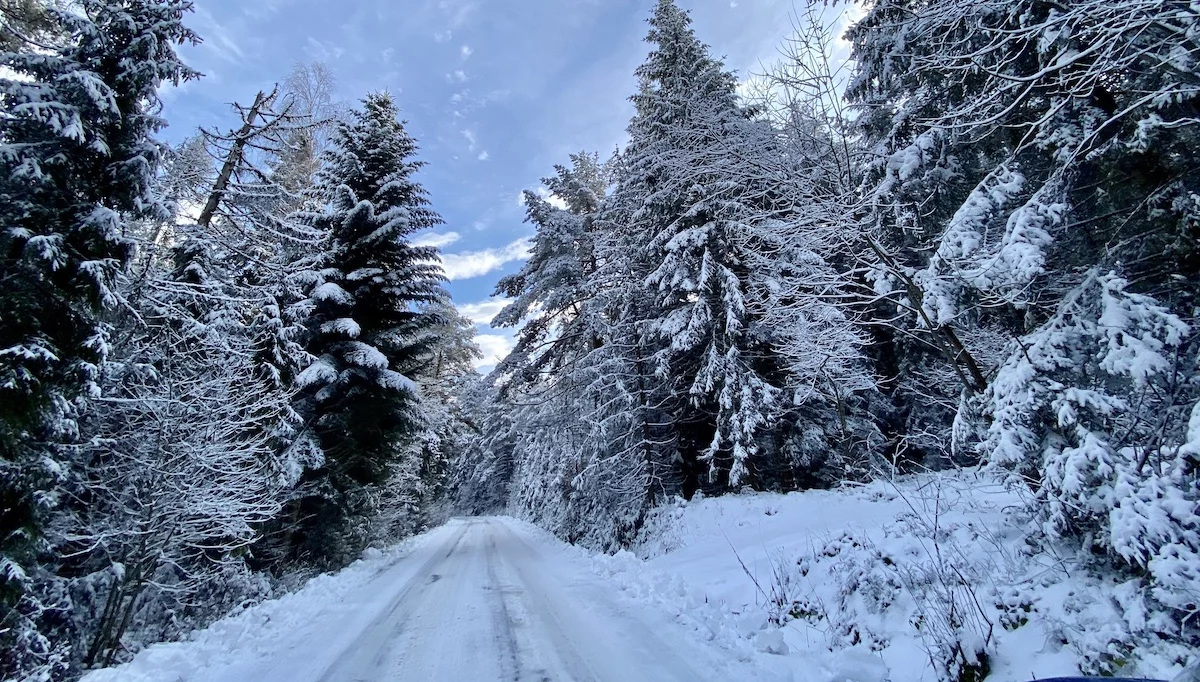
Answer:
[597, 470, 1190, 682]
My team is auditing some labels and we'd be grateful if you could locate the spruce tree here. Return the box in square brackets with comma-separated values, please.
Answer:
[490, 152, 669, 549]
[608, 0, 790, 491]
[493, 152, 608, 385]
[847, 0, 1200, 651]
[291, 93, 449, 566]
[0, 1, 195, 675]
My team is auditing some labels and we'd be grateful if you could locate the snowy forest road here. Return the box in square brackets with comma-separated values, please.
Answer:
[297, 517, 776, 682]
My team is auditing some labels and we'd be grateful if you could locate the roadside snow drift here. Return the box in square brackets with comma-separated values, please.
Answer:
[614, 470, 1188, 682]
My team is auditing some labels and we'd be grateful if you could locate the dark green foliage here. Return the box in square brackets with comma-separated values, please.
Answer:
[0, 1, 196, 676]
[287, 93, 450, 568]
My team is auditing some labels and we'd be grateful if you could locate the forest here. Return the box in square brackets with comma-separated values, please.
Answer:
[1, 0, 1197, 680]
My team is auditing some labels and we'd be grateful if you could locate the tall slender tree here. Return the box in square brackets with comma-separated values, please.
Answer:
[606, 0, 800, 491]
[289, 93, 450, 566]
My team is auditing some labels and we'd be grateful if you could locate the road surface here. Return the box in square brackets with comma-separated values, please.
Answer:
[290, 517, 777, 682]
[85, 516, 785, 682]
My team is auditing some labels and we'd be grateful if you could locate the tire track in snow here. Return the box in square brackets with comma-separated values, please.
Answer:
[483, 532, 521, 681]
[486, 519, 604, 682]
[494, 517, 712, 682]
[315, 520, 471, 681]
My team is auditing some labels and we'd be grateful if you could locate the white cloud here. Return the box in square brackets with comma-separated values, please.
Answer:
[440, 238, 531, 280]
[457, 297, 513, 325]
[433, 30, 452, 43]
[190, 6, 245, 63]
[446, 69, 468, 84]
[461, 128, 477, 150]
[474, 333, 515, 369]
[538, 186, 569, 211]
[477, 150, 490, 161]
[305, 36, 344, 61]
[381, 47, 395, 63]
[412, 231, 461, 248]
[461, 45, 473, 59]
[518, 186, 569, 210]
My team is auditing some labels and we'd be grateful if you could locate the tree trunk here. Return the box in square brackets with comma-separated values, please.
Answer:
[197, 89, 271, 229]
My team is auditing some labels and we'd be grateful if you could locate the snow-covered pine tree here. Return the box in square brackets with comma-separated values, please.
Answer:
[483, 151, 662, 549]
[846, 0, 1200, 661]
[492, 152, 608, 385]
[0, 0, 57, 52]
[0, 1, 196, 676]
[842, 0, 1010, 468]
[289, 93, 450, 567]
[447, 377, 517, 516]
[606, 0, 802, 492]
[373, 302, 481, 543]
[47, 75, 332, 669]
[186, 86, 324, 470]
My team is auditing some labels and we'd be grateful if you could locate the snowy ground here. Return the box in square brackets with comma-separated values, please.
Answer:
[612, 470, 1186, 682]
[84, 472, 1189, 682]
[83, 517, 787, 682]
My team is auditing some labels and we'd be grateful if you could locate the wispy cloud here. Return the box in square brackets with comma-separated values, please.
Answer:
[438, 0, 480, 29]
[412, 231, 462, 248]
[305, 36, 345, 61]
[457, 297, 512, 325]
[440, 238, 530, 280]
[461, 128, 478, 150]
[461, 45, 474, 60]
[189, 5, 246, 63]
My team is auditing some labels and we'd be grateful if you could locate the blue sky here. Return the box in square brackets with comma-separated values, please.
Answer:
[162, 0, 806, 369]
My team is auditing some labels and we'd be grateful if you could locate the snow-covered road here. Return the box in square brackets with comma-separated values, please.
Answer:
[313, 516, 753, 682]
[88, 516, 784, 682]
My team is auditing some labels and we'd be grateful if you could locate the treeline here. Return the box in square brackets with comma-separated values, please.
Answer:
[1, 2, 477, 679]
[452, 0, 1199, 659]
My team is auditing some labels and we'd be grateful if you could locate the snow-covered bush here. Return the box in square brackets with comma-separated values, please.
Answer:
[777, 478, 1006, 682]
[632, 471, 1194, 682]
[985, 271, 1199, 652]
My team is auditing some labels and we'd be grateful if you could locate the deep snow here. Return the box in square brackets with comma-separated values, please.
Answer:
[614, 469, 1189, 682]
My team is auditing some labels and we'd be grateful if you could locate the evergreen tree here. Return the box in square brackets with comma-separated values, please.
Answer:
[493, 152, 608, 385]
[607, 0, 799, 491]
[0, 1, 196, 676]
[290, 93, 449, 567]
[487, 151, 668, 549]
[376, 302, 481, 542]
[0, 0, 56, 52]
[49, 80, 320, 672]
[846, 0, 1200, 653]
